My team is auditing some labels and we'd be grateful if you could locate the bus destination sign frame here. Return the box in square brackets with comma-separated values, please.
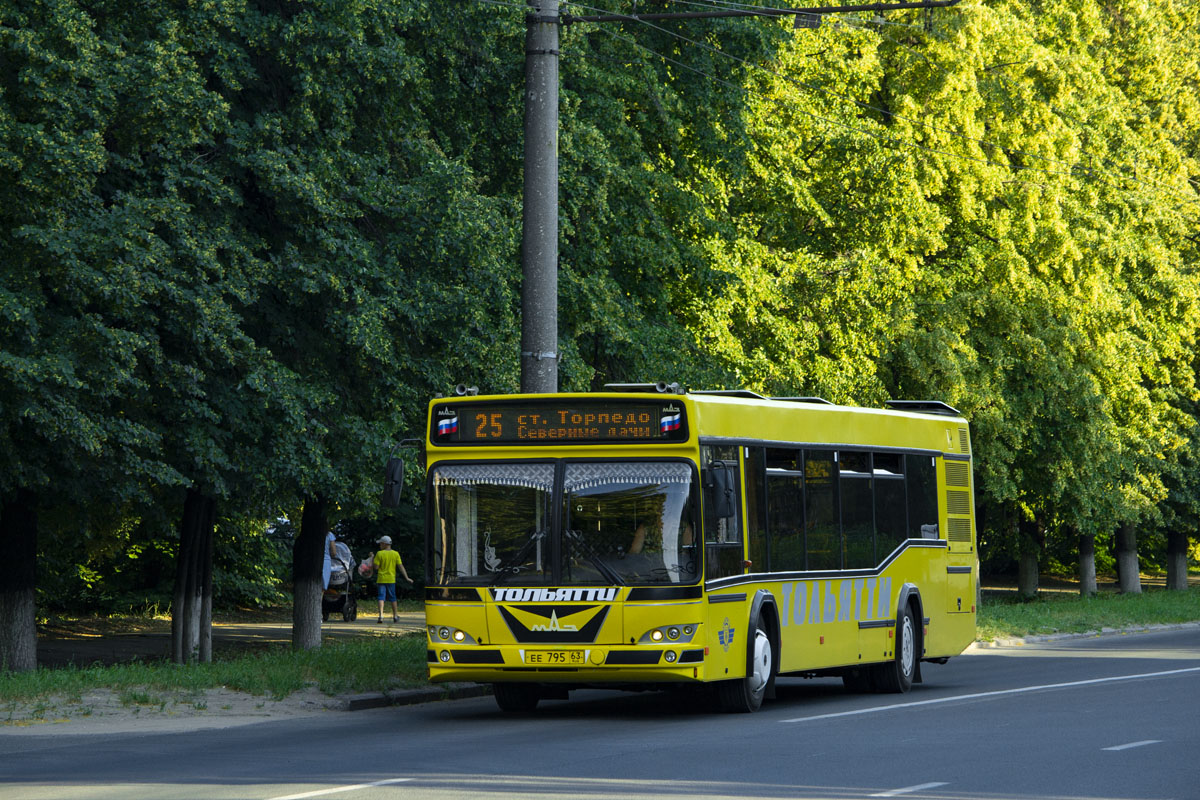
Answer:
[430, 399, 689, 446]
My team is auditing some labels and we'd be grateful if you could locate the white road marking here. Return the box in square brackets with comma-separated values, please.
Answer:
[781, 666, 1200, 723]
[266, 778, 413, 800]
[870, 782, 949, 797]
[1103, 740, 1162, 751]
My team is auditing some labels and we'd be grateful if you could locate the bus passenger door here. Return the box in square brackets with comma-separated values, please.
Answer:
[701, 445, 744, 580]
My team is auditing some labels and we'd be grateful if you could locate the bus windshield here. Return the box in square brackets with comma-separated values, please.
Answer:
[430, 461, 698, 587]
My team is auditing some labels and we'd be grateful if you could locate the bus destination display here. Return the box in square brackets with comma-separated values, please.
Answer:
[430, 401, 688, 445]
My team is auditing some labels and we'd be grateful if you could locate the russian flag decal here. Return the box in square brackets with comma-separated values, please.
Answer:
[437, 416, 458, 436]
[660, 412, 681, 433]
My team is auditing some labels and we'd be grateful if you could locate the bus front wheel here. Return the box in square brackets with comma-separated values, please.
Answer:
[492, 683, 540, 712]
[873, 604, 916, 694]
[717, 620, 773, 713]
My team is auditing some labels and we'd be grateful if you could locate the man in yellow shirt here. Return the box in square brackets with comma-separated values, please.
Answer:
[371, 535, 412, 623]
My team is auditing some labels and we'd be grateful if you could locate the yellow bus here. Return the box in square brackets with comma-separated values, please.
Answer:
[414, 384, 976, 712]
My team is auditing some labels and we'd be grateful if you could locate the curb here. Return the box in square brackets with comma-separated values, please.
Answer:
[340, 682, 491, 711]
[966, 620, 1200, 651]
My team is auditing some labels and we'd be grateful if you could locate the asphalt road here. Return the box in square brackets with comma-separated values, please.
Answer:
[3, 626, 1198, 800]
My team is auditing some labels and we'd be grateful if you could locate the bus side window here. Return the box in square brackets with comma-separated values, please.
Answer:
[804, 450, 838, 570]
[701, 445, 743, 579]
[745, 447, 767, 573]
[906, 454, 938, 539]
[839, 451, 874, 569]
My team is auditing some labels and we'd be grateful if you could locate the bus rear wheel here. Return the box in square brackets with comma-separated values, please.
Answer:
[717, 621, 773, 712]
[872, 604, 916, 694]
[492, 683, 540, 712]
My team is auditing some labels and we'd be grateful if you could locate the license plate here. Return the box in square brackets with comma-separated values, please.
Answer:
[524, 650, 586, 665]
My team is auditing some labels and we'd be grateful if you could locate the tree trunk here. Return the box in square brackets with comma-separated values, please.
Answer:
[199, 497, 216, 662]
[1165, 530, 1189, 591]
[1115, 522, 1142, 594]
[1017, 518, 1040, 599]
[172, 489, 217, 664]
[293, 494, 328, 651]
[0, 490, 38, 672]
[1077, 529, 1098, 597]
[172, 490, 199, 663]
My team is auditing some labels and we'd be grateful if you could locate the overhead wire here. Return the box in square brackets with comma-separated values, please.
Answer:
[661, 0, 1200, 203]
[566, 1, 1105, 181]
[465, 0, 1200, 212]
[582, 14, 1061, 185]
[661, 0, 929, 31]
[470, 0, 535, 10]
[800, 0, 1200, 199]
[569, 0, 1200, 210]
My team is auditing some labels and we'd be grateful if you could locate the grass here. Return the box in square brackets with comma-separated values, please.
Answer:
[0, 632, 430, 706]
[977, 585, 1200, 641]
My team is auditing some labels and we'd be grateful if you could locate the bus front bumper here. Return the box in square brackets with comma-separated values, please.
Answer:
[426, 644, 708, 684]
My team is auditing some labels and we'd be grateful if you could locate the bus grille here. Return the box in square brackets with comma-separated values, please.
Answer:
[946, 490, 971, 515]
[944, 461, 969, 487]
[947, 518, 973, 543]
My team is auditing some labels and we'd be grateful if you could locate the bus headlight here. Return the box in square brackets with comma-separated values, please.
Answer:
[664, 650, 678, 663]
[638, 624, 699, 644]
[429, 626, 478, 645]
[439, 650, 451, 663]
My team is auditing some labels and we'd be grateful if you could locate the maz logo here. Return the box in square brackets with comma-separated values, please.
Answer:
[530, 610, 577, 632]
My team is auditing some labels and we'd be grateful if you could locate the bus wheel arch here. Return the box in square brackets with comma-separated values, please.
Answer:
[717, 590, 778, 712]
[873, 589, 920, 694]
[751, 591, 781, 700]
[896, 583, 925, 685]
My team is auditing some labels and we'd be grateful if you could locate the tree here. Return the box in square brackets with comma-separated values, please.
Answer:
[0, 0, 182, 669]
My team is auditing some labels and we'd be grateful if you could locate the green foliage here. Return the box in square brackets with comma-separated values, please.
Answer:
[3, 0, 1199, 611]
[211, 517, 293, 609]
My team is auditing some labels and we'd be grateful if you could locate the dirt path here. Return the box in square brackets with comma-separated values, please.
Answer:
[36, 612, 427, 669]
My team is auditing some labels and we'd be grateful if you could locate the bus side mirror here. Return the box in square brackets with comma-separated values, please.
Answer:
[382, 457, 405, 507]
[705, 461, 735, 520]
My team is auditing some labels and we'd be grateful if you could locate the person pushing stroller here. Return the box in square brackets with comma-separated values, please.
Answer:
[322, 535, 358, 622]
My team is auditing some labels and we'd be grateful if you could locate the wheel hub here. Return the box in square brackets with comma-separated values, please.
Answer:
[749, 629, 771, 693]
[899, 615, 915, 678]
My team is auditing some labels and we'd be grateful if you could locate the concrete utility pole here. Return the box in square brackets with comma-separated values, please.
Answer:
[520, 0, 560, 394]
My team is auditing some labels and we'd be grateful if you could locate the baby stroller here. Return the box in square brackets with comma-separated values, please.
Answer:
[322, 541, 358, 622]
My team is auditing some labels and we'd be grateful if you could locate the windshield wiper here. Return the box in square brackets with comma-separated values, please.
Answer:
[489, 528, 547, 585]
[564, 528, 624, 586]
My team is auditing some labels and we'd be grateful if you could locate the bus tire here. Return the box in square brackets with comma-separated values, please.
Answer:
[492, 683, 540, 712]
[873, 604, 916, 694]
[717, 619, 773, 713]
